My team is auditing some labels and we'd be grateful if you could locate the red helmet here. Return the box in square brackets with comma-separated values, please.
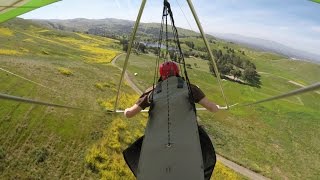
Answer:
[159, 61, 179, 80]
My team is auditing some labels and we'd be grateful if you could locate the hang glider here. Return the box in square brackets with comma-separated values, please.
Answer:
[0, 0, 60, 23]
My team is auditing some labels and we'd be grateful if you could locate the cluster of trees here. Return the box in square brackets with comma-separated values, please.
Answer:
[119, 39, 147, 53]
[119, 37, 260, 87]
[208, 49, 260, 86]
[185, 41, 195, 49]
[181, 41, 260, 86]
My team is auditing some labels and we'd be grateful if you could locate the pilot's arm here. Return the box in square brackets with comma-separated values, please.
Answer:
[124, 88, 152, 118]
[124, 104, 142, 118]
[193, 84, 227, 112]
[198, 97, 219, 112]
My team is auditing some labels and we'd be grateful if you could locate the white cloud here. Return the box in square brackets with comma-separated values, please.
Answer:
[311, 26, 320, 33]
[278, 26, 289, 31]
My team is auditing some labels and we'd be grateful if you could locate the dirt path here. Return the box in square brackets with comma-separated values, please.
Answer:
[288, 80, 320, 95]
[216, 155, 269, 180]
[111, 54, 269, 180]
[259, 72, 320, 96]
[111, 54, 142, 95]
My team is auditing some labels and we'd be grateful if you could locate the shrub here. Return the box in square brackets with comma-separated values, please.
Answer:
[41, 50, 50, 55]
[94, 82, 115, 91]
[0, 147, 5, 160]
[186, 63, 192, 69]
[32, 147, 49, 163]
[57, 67, 73, 76]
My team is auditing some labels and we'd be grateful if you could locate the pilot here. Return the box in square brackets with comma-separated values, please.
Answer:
[124, 61, 227, 118]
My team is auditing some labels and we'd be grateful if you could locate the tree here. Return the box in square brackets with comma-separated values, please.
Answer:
[186, 63, 192, 69]
[122, 44, 128, 52]
[183, 51, 191, 58]
[185, 41, 195, 49]
[120, 39, 129, 52]
[169, 51, 177, 62]
[232, 57, 242, 67]
[152, 47, 159, 56]
[161, 51, 165, 58]
[230, 69, 242, 80]
[208, 61, 216, 76]
[243, 67, 261, 87]
[219, 63, 232, 75]
[137, 42, 146, 53]
[216, 49, 222, 59]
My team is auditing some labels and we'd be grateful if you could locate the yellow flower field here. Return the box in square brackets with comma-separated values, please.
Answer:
[86, 117, 143, 180]
[80, 45, 119, 63]
[0, 27, 13, 36]
[0, 49, 21, 55]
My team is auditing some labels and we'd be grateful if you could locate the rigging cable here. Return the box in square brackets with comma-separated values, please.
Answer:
[7, 80, 315, 115]
[151, 4, 166, 101]
[175, 0, 194, 32]
[0, 93, 102, 113]
[164, 0, 196, 107]
[0, 67, 57, 92]
[241, 82, 320, 107]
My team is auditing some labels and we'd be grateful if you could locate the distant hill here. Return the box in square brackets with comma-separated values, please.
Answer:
[31, 18, 213, 39]
[31, 18, 320, 63]
[213, 33, 320, 63]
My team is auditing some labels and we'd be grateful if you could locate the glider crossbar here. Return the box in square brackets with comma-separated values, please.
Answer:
[113, 108, 207, 114]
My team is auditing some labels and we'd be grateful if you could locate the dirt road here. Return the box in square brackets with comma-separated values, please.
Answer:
[111, 54, 143, 95]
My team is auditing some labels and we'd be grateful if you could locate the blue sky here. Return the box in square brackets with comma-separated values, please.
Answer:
[20, 0, 320, 55]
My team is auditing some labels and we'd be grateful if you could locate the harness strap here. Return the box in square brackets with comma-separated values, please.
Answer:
[177, 77, 184, 88]
[156, 82, 162, 93]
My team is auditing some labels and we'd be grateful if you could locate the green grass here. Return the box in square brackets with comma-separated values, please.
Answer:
[0, 19, 134, 179]
[116, 53, 320, 179]
[0, 56, 131, 179]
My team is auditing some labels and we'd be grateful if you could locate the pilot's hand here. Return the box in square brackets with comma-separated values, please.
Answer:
[124, 108, 129, 117]
[217, 105, 228, 110]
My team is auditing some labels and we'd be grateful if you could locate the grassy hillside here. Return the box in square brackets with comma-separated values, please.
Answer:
[1, 19, 121, 63]
[0, 18, 139, 179]
[0, 19, 245, 179]
[116, 51, 320, 179]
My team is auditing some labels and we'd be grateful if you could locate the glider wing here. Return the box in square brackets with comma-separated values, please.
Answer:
[0, 0, 59, 23]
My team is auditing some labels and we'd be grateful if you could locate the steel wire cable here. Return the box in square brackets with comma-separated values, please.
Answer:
[0, 93, 103, 113]
[175, 0, 195, 32]
[241, 82, 320, 107]
[0, 67, 57, 92]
